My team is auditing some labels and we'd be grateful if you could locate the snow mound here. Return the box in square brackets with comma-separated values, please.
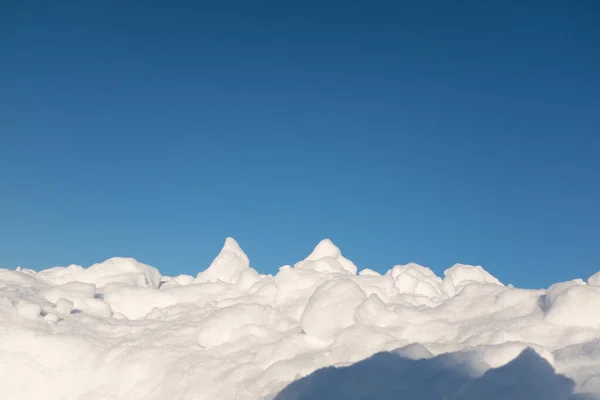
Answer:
[300, 279, 367, 341]
[36, 257, 161, 288]
[295, 239, 358, 275]
[588, 271, 600, 286]
[17, 300, 42, 319]
[358, 268, 380, 276]
[544, 280, 600, 328]
[196, 237, 251, 284]
[443, 263, 504, 297]
[389, 263, 444, 298]
[0, 238, 599, 400]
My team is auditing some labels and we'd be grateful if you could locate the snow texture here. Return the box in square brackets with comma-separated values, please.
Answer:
[1, 237, 599, 400]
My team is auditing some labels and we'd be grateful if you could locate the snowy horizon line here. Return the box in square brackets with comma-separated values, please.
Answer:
[9, 236, 600, 291]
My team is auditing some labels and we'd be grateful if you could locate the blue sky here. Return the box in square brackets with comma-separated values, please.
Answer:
[1, 1, 599, 288]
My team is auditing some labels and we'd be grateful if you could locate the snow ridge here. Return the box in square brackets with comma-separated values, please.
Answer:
[1, 238, 599, 400]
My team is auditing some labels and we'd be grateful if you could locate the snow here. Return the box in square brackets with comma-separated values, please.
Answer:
[1, 237, 600, 399]
[36, 257, 161, 288]
[588, 271, 600, 286]
[544, 280, 600, 328]
[16, 300, 41, 319]
[295, 239, 358, 275]
[196, 237, 250, 284]
[300, 279, 367, 341]
[55, 298, 74, 316]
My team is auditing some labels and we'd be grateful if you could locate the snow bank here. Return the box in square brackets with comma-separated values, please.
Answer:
[0, 238, 599, 400]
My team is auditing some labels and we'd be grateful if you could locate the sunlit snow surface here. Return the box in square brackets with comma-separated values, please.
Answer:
[2, 238, 600, 399]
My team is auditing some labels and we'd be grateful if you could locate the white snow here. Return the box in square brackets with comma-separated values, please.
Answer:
[36, 257, 161, 288]
[196, 237, 250, 284]
[300, 279, 367, 341]
[1, 237, 599, 399]
[295, 239, 358, 275]
[588, 271, 600, 286]
[16, 300, 41, 319]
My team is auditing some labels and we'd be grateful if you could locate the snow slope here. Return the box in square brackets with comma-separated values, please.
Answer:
[1, 238, 600, 399]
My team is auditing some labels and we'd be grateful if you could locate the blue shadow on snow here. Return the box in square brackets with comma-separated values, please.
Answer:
[274, 347, 599, 400]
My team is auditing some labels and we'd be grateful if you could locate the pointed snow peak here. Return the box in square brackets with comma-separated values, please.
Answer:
[212, 237, 250, 268]
[305, 239, 341, 261]
[196, 237, 250, 284]
[220, 237, 249, 264]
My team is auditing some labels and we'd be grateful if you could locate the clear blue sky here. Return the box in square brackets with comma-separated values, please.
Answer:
[1, 1, 599, 289]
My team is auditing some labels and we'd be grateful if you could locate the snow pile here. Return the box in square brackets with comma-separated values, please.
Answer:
[1, 238, 600, 400]
[196, 237, 251, 284]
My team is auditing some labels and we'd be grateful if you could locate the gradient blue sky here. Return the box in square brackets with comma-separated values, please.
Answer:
[1, 1, 599, 288]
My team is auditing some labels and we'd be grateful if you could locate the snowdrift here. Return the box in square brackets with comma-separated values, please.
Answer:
[1, 238, 600, 400]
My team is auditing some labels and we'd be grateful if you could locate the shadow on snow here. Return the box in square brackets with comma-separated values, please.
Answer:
[274, 346, 599, 400]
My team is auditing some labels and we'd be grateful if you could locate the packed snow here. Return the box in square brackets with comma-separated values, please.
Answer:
[1, 238, 600, 399]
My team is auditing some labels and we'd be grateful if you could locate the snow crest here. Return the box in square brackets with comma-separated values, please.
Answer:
[1, 238, 599, 400]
